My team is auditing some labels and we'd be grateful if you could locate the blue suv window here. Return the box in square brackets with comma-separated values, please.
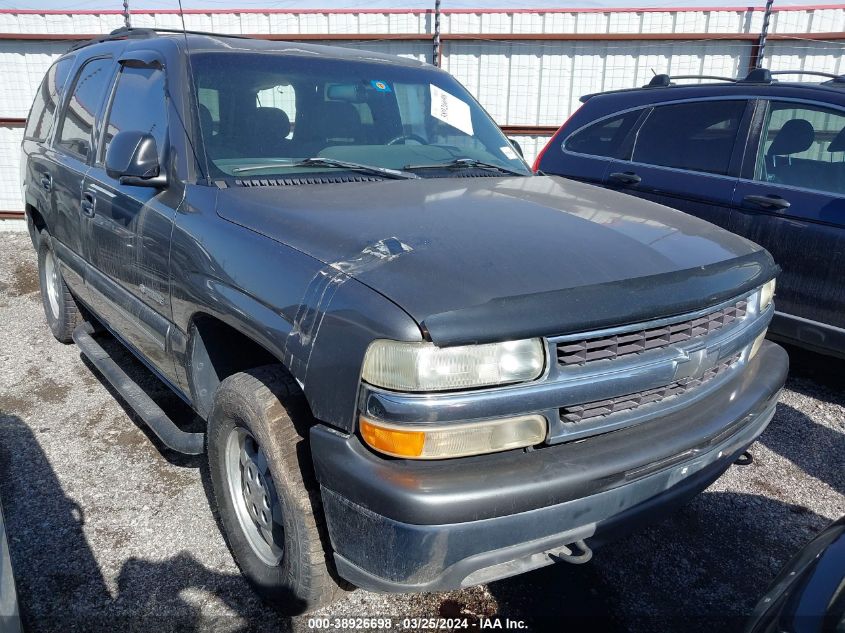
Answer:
[100, 66, 168, 164]
[755, 102, 845, 196]
[631, 100, 746, 175]
[56, 57, 113, 161]
[24, 58, 72, 142]
[565, 110, 641, 158]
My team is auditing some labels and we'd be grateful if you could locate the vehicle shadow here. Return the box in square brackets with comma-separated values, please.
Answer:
[780, 342, 845, 397]
[481, 486, 832, 633]
[758, 401, 845, 495]
[0, 412, 293, 633]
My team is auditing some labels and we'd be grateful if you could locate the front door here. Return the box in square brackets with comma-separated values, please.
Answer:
[81, 63, 180, 381]
[731, 100, 845, 350]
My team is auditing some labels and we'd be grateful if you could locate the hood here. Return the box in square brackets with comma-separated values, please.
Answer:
[216, 176, 776, 345]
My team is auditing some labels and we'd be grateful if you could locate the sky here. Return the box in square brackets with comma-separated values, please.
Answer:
[0, 0, 831, 12]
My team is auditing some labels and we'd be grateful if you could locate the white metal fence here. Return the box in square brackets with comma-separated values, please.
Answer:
[1, 6, 844, 211]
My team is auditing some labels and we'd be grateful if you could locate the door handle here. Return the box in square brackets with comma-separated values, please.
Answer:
[80, 191, 96, 217]
[609, 171, 642, 185]
[743, 194, 791, 211]
[40, 175, 52, 191]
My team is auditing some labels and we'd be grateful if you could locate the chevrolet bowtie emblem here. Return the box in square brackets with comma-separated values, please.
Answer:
[674, 348, 719, 382]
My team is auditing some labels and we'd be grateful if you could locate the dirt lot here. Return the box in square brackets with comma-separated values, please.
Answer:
[0, 231, 843, 632]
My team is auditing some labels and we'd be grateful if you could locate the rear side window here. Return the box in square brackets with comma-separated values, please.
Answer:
[56, 57, 113, 161]
[100, 66, 168, 163]
[564, 110, 641, 158]
[631, 100, 746, 175]
[755, 102, 845, 195]
[24, 59, 72, 142]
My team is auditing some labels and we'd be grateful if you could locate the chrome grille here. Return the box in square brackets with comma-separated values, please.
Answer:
[559, 353, 741, 424]
[557, 300, 747, 366]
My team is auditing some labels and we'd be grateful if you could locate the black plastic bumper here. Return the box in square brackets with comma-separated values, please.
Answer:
[310, 341, 788, 592]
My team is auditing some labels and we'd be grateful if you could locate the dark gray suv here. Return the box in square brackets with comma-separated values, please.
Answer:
[21, 27, 787, 613]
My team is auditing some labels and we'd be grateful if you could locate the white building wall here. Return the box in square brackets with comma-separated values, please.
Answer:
[0, 7, 844, 210]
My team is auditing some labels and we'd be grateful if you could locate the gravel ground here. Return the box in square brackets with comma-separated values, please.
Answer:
[0, 231, 843, 632]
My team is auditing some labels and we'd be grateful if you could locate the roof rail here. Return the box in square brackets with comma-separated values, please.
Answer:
[68, 26, 249, 52]
[768, 69, 845, 84]
[643, 73, 737, 88]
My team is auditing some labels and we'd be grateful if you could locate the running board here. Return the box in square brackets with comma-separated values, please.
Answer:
[72, 325, 205, 455]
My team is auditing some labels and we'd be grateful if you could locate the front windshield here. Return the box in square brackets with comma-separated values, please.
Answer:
[190, 51, 531, 179]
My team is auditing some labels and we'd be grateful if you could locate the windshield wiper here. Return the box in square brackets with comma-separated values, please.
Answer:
[403, 157, 526, 176]
[231, 157, 418, 179]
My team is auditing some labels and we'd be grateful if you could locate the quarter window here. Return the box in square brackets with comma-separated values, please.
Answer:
[565, 110, 641, 158]
[755, 102, 845, 196]
[632, 100, 747, 175]
[24, 59, 72, 142]
[101, 66, 168, 163]
[56, 57, 114, 160]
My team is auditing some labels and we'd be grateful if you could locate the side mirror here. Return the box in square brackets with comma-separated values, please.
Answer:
[105, 130, 167, 188]
[508, 137, 524, 158]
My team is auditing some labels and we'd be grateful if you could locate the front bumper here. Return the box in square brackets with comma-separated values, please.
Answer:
[311, 341, 788, 593]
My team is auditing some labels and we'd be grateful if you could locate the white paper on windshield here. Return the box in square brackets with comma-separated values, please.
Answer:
[500, 145, 518, 160]
[430, 84, 473, 136]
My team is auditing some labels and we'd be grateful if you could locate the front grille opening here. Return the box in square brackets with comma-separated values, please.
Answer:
[559, 352, 741, 425]
[557, 299, 747, 366]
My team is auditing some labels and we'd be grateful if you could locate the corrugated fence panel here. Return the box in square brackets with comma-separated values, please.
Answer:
[442, 40, 750, 127]
[313, 40, 430, 62]
[0, 8, 843, 37]
[0, 126, 24, 211]
[0, 40, 71, 118]
[765, 40, 845, 79]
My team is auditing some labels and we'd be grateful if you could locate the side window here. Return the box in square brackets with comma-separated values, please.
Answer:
[564, 110, 641, 158]
[56, 57, 113, 161]
[755, 102, 845, 196]
[632, 100, 747, 175]
[24, 58, 72, 142]
[100, 66, 168, 163]
[256, 83, 296, 139]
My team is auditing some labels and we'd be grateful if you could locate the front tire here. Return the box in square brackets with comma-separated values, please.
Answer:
[37, 231, 83, 343]
[207, 366, 344, 614]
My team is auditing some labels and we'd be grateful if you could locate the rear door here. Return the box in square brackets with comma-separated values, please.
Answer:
[81, 60, 179, 378]
[731, 99, 845, 345]
[541, 108, 643, 184]
[49, 55, 115, 300]
[604, 99, 752, 229]
[22, 57, 73, 243]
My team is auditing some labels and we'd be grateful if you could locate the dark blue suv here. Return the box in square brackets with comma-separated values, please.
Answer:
[535, 69, 845, 359]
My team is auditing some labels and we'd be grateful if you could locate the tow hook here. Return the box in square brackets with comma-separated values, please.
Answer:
[549, 539, 593, 565]
[734, 450, 754, 466]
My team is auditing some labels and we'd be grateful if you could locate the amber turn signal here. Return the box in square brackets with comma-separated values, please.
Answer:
[360, 418, 425, 458]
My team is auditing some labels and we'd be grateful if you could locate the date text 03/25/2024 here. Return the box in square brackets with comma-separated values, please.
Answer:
[306, 617, 529, 630]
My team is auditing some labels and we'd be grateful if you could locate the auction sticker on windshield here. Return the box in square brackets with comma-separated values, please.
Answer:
[430, 84, 473, 136]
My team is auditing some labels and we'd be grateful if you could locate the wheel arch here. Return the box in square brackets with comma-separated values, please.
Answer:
[185, 311, 298, 419]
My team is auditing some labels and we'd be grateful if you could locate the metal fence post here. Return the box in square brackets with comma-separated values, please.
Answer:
[757, 0, 775, 67]
[433, 0, 441, 66]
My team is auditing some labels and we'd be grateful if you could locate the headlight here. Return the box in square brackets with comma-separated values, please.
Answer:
[359, 414, 548, 459]
[361, 338, 545, 392]
[760, 278, 776, 311]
